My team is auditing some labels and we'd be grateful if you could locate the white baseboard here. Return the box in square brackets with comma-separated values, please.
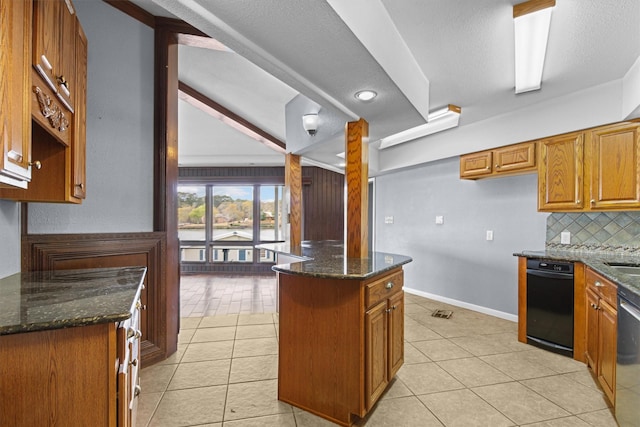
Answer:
[404, 287, 518, 323]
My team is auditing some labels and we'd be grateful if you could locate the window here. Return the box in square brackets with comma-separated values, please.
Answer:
[179, 183, 285, 267]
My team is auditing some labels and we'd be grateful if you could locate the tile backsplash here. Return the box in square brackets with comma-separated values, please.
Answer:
[546, 212, 640, 253]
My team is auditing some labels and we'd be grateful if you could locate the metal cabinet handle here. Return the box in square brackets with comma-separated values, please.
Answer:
[134, 385, 141, 397]
[385, 282, 394, 289]
[127, 328, 135, 339]
[135, 330, 142, 339]
[130, 358, 138, 367]
[590, 199, 596, 205]
[576, 199, 581, 204]
[30, 161, 42, 170]
[595, 281, 604, 287]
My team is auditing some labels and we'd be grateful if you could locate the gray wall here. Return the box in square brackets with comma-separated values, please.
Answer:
[0, 200, 20, 277]
[375, 157, 548, 317]
[27, 0, 155, 234]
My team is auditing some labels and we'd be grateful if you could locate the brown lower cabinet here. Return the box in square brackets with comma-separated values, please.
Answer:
[0, 300, 142, 426]
[278, 267, 404, 427]
[585, 267, 617, 405]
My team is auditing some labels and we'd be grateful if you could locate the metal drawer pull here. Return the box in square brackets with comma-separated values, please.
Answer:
[595, 281, 604, 287]
[134, 385, 141, 397]
[127, 328, 135, 339]
[135, 330, 142, 339]
[385, 282, 394, 289]
[41, 54, 53, 71]
[130, 358, 138, 367]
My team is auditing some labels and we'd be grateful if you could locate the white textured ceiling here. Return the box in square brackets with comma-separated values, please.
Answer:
[128, 0, 640, 171]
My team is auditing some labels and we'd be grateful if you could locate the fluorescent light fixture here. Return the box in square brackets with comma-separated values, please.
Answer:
[513, 0, 555, 94]
[354, 90, 377, 102]
[378, 105, 461, 150]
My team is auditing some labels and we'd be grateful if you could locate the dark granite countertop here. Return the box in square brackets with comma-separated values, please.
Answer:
[514, 249, 640, 301]
[257, 240, 412, 279]
[0, 266, 147, 335]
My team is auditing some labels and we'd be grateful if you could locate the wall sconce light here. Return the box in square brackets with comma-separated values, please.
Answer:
[378, 104, 461, 149]
[302, 113, 319, 136]
[513, 0, 555, 94]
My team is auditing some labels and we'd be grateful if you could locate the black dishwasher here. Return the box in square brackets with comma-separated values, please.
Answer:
[526, 259, 574, 357]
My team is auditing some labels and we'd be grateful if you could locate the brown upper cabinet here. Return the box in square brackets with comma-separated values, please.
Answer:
[460, 141, 537, 179]
[0, 0, 87, 203]
[538, 122, 640, 212]
[0, 0, 33, 189]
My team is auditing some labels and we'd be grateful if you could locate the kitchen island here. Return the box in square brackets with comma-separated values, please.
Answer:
[258, 241, 412, 426]
[0, 266, 146, 426]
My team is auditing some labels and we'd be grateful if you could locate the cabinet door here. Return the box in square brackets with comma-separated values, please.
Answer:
[32, 0, 60, 93]
[0, 0, 32, 188]
[57, 0, 75, 112]
[460, 151, 492, 178]
[538, 132, 584, 211]
[589, 122, 640, 210]
[494, 142, 536, 174]
[598, 299, 617, 405]
[365, 300, 388, 410]
[585, 287, 599, 372]
[72, 21, 86, 199]
[388, 291, 404, 379]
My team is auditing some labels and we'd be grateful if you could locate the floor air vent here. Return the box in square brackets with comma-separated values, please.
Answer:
[432, 309, 453, 319]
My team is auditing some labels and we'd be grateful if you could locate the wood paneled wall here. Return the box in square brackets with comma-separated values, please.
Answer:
[22, 232, 169, 366]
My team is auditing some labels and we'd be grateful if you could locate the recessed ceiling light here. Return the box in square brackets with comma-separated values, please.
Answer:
[354, 90, 377, 102]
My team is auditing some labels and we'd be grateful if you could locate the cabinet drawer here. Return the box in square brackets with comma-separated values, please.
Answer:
[365, 271, 403, 309]
[586, 269, 617, 306]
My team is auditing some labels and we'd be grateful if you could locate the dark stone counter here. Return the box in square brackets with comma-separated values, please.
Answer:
[514, 250, 640, 300]
[257, 240, 412, 279]
[0, 266, 146, 335]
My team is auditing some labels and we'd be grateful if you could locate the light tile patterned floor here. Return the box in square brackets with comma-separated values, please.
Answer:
[138, 274, 618, 426]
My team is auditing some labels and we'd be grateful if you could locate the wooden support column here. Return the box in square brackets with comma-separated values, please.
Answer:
[346, 118, 369, 258]
[285, 153, 302, 247]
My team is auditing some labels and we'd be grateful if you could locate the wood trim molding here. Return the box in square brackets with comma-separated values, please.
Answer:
[517, 256, 527, 343]
[103, 0, 156, 28]
[22, 232, 168, 366]
[285, 154, 302, 247]
[513, 0, 555, 18]
[178, 81, 286, 153]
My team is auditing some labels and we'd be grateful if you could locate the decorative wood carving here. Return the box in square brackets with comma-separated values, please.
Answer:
[33, 86, 69, 132]
[22, 232, 169, 366]
[346, 118, 369, 258]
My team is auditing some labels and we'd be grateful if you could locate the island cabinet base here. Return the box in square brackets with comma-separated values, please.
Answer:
[277, 267, 404, 426]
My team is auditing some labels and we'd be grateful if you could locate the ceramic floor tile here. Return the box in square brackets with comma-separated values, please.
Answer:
[235, 323, 276, 340]
[199, 314, 238, 328]
[520, 416, 592, 426]
[412, 338, 474, 361]
[379, 377, 414, 400]
[180, 340, 234, 363]
[179, 317, 202, 329]
[190, 326, 236, 343]
[396, 362, 465, 395]
[148, 385, 227, 427]
[449, 334, 517, 356]
[135, 391, 163, 427]
[167, 359, 231, 390]
[480, 352, 558, 380]
[436, 357, 512, 387]
[404, 321, 443, 342]
[355, 396, 443, 427]
[177, 328, 196, 344]
[224, 379, 292, 421]
[292, 409, 341, 426]
[520, 375, 610, 414]
[224, 413, 297, 426]
[403, 342, 431, 364]
[237, 313, 276, 325]
[233, 337, 279, 358]
[229, 354, 278, 383]
[418, 388, 514, 427]
[522, 348, 586, 374]
[576, 409, 619, 426]
[141, 363, 178, 393]
[472, 382, 570, 425]
[154, 343, 187, 366]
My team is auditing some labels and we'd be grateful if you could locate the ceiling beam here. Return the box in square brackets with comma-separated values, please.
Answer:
[177, 34, 230, 51]
[178, 81, 286, 153]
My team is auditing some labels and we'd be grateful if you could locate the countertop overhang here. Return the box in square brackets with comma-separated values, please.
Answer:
[514, 250, 640, 300]
[0, 266, 147, 335]
[257, 240, 412, 279]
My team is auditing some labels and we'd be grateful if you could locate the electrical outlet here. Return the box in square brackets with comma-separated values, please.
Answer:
[561, 231, 571, 244]
[384, 216, 394, 224]
[435, 215, 444, 225]
[486, 230, 494, 241]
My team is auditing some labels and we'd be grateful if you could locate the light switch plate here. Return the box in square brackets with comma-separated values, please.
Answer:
[435, 215, 444, 225]
[561, 231, 571, 244]
[486, 230, 494, 241]
[385, 216, 394, 224]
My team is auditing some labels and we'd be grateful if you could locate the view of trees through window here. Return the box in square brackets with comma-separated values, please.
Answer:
[178, 184, 284, 264]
